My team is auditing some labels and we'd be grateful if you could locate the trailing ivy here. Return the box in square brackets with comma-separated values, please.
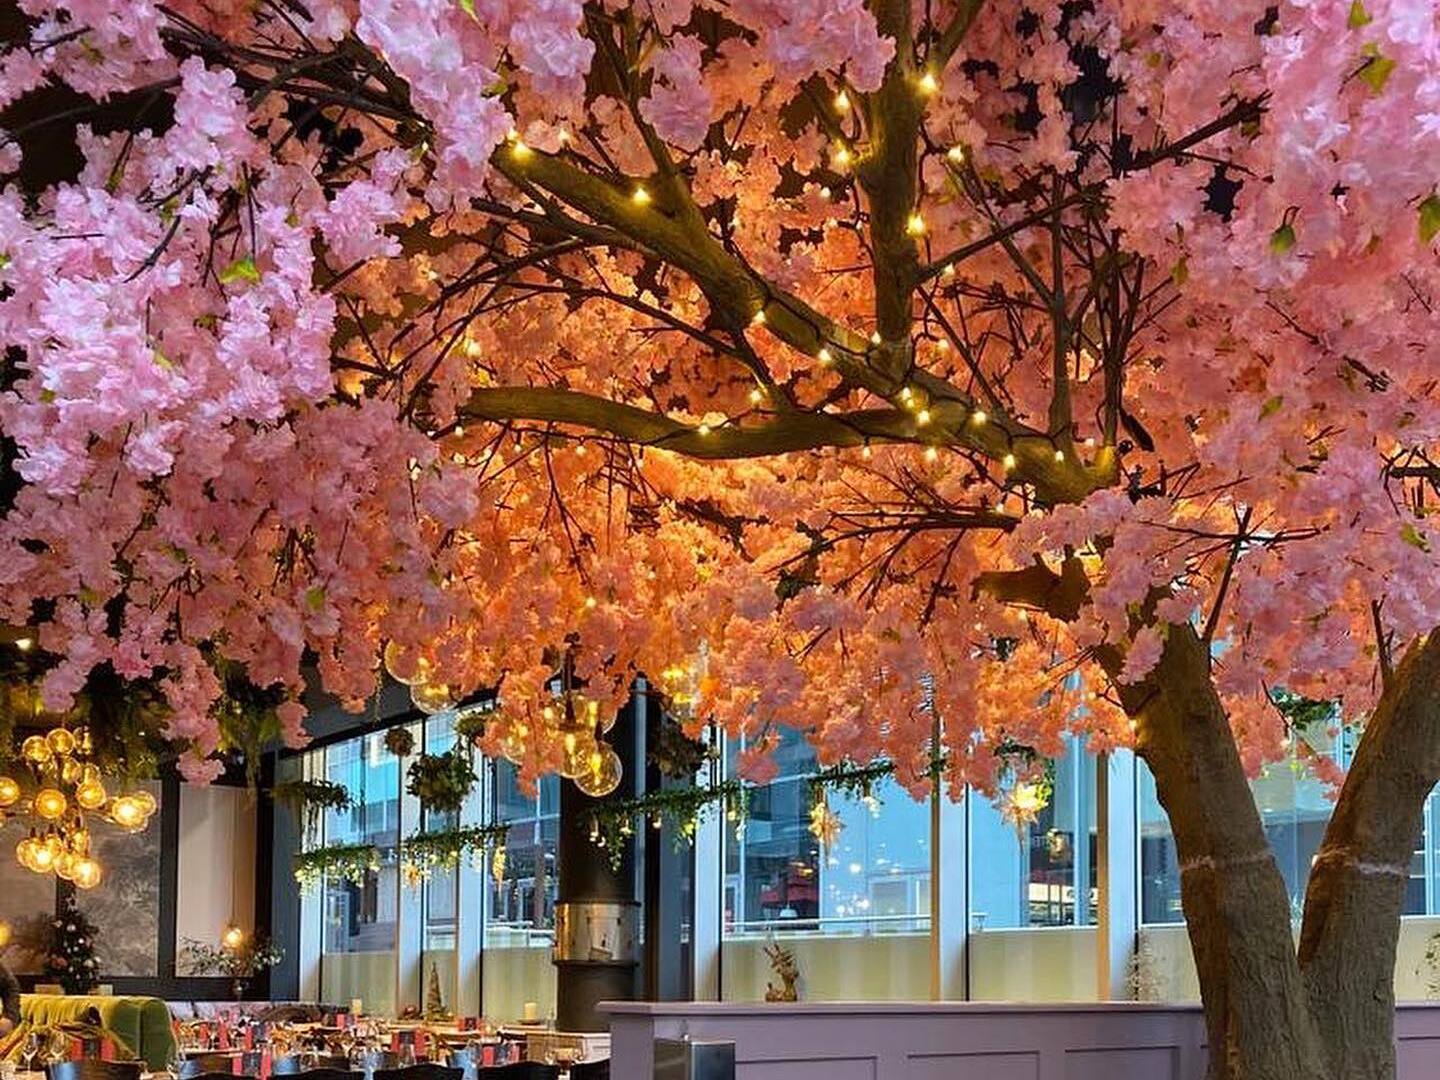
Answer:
[270, 778, 351, 845]
[293, 841, 380, 891]
[401, 822, 512, 878]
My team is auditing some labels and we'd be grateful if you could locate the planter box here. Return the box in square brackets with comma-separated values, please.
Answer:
[604, 1000, 1440, 1079]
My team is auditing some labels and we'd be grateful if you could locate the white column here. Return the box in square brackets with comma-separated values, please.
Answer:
[691, 740, 723, 1001]
[1095, 749, 1139, 1000]
[454, 752, 488, 1017]
[297, 752, 322, 1002]
[396, 722, 424, 1012]
[932, 786, 968, 999]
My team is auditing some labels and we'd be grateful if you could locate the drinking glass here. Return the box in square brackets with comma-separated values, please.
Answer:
[21, 1032, 41, 1075]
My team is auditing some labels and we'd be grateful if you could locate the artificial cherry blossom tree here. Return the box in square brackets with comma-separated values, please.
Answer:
[3, 2, 1440, 1077]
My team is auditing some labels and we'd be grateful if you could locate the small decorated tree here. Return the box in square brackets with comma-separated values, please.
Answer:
[424, 963, 450, 1022]
[44, 896, 100, 995]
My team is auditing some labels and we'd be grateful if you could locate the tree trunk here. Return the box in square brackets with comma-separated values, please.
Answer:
[1298, 630, 1440, 1080]
[1104, 623, 1330, 1080]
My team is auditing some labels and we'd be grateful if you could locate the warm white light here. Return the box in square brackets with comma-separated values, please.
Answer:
[834, 90, 851, 112]
[817, 347, 834, 366]
[861, 446, 872, 460]
[632, 186, 651, 206]
[1054, 449, 1066, 462]
[906, 212, 926, 236]
[870, 332, 882, 346]
[936, 339, 950, 352]
[1003, 453, 1017, 472]
[749, 388, 764, 404]
[917, 71, 939, 96]
[697, 423, 711, 436]
[584, 596, 598, 610]
[834, 145, 852, 168]
[947, 145, 966, 163]
[14, 637, 33, 652]
[510, 139, 532, 160]
[751, 309, 766, 326]
[970, 410, 988, 426]
[942, 263, 956, 278]
[222, 924, 246, 950]
[924, 447, 939, 462]
[916, 409, 932, 426]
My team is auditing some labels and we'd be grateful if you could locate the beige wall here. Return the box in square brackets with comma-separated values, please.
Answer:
[175, 784, 257, 970]
[721, 934, 931, 1002]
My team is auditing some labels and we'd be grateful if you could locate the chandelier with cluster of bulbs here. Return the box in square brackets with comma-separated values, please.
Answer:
[0, 726, 157, 889]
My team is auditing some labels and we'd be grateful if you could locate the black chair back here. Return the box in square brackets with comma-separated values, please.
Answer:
[286, 1069, 360, 1080]
[274, 1057, 351, 1076]
[46, 1064, 143, 1080]
[180, 1056, 238, 1078]
[477, 1065, 560, 1079]
[374, 1067, 462, 1080]
[568, 1061, 609, 1080]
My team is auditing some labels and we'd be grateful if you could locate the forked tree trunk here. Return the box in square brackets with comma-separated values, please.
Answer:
[1107, 624, 1440, 1080]
[1298, 631, 1440, 1080]
[1104, 623, 1330, 1080]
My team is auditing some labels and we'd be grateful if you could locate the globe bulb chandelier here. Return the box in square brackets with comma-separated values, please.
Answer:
[0, 723, 157, 888]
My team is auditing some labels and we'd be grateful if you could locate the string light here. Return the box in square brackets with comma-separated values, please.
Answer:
[817, 347, 834, 366]
[917, 71, 940, 96]
[970, 409, 988, 426]
[834, 90, 851, 112]
[14, 638, 32, 652]
[925, 447, 939, 462]
[697, 423, 711, 436]
[870, 331, 882, 346]
[861, 445, 872, 459]
[906, 212, 926, 237]
[1054, 449, 1066, 462]
[834, 145, 852, 169]
[942, 263, 956, 278]
[1084, 436, 1097, 449]
[557, 128, 571, 145]
[751, 309, 767, 327]
[509, 139, 532, 160]
[916, 409, 932, 426]
[936, 339, 950, 353]
[749, 388, 764, 405]
[1003, 453, 1017, 472]
[632, 186, 652, 206]
[947, 145, 966, 163]
[584, 596, 598, 610]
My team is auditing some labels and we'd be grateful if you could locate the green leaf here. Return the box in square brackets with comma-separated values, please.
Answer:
[1270, 223, 1297, 255]
[218, 255, 261, 286]
[1171, 256, 1189, 287]
[1348, 1, 1372, 28]
[1402, 522, 1431, 552]
[152, 348, 174, 371]
[1419, 194, 1440, 244]
[458, 0, 477, 17]
[0, 253, 10, 271]
[305, 585, 327, 612]
[1259, 394, 1284, 419]
[1358, 45, 1396, 93]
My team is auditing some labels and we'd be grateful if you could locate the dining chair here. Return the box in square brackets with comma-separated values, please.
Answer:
[476, 1065, 560, 1079]
[179, 1055, 239, 1078]
[45, 1063, 142, 1080]
[285, 1069, 361, 1080]
[274, 1056, 351, 1075]
[373, 1065, 462, 1080]
[567, 1060, 609, 1080]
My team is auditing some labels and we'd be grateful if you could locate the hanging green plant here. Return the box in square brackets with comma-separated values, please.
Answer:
[452, 702, 492, 743]
[400, 822, 511, 882]
[384, 726, 416, 757]
[271, 778, 351, 844]
[405, 749, 475, 814]
[293, 841, 379, 892]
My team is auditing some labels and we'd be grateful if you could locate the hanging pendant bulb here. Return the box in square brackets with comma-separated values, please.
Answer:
[557, 730, 597, 780]
[132, 789, 157, 817]
[574, 744, 623, 798]
[21, 736, 51, 765]
[383, 641, 433, 686]
[71, 856, 102, 890]
[76, 778, 107, 811]
[410, 682, 459, 715]
[46, 727, 76, 756]
[33, 788, 66, 820]
[0, 777, 20, 807]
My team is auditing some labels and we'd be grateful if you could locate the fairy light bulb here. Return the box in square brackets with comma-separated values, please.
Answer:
[834, 90, 851, 112]
[222, 924, 246, 950]
[21, 736, 51, 765]
[917, 71, 939, 96]
[411, 681, 458, 715]
[14, 637, 32, 652]
[46, 727, 75, 755]
[0, 777, 20, 808]
[1054, 449, 1066, 462]
[1003, 453, 1018, 472]
[833, 145, 852, 169]
[697, 423, 711, 436]
[906, 212, 926, 236]
[970, 409, 988, 426]
[947, 145, 966, 163]
[942, 263, 956, 278]
[510, 139, 532, 160]
[750, 309, 766, 327]
[632, 185, 652, 206]
[34, 788, 66, 821]
[925, 447, 939, 462]
[917, 409, 932, 426]
[749, 388, 764, 405]
[861, 445, 872, 460]
[31, 838, 55, 873]
[817, 347, 834, 366]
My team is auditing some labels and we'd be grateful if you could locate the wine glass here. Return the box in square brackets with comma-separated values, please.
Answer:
[21, 1031, 41, 1075]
